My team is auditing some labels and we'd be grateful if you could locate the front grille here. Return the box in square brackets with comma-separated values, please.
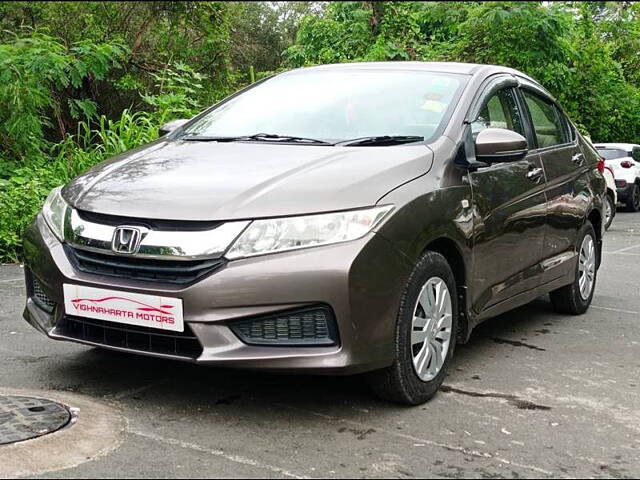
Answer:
[28, 273, 56, 313]
[76, 209, 222, 231]
[64, 245, 226, 285]
[230, 305, 339, 346]
[55, 316, 202, 359]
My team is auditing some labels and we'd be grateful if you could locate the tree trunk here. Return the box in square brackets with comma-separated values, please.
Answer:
[365, 1, 385, 36]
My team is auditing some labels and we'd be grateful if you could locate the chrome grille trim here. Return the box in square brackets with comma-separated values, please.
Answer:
[63, 208, 249, 260]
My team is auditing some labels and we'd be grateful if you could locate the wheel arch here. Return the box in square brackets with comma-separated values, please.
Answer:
[586, 207, 603, 268]
[423, 236, 471, 344]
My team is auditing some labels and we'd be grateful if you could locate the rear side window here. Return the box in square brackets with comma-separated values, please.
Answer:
[522, 91, 568, 148]
[556, 108, 575, 142]
[471, 88, 525, 137]
[632, 147, 640, 162]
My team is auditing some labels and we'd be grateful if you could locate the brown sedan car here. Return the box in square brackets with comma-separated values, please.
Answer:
[23, 62, 606, 404]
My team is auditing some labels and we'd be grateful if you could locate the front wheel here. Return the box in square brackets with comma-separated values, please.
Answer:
[549, 221, 597, 314]
[366, 251, 458, 405]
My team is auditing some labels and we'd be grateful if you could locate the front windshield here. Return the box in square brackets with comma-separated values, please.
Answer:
[181, 69, 466, 143]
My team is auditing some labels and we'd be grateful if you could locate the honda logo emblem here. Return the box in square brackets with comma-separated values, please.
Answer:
[111, 226, 144, 254]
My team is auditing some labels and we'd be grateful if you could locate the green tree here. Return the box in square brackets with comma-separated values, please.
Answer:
[0, 32, 127, 162]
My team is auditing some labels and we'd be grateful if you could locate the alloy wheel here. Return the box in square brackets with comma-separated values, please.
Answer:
[410, 277, 453, 382]
[578, 234, 596, 300]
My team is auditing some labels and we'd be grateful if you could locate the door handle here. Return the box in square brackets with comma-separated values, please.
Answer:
[526, 167, 544, 182]
[572, 153, 585, 166]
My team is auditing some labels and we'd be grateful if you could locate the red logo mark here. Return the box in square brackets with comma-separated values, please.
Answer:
[71, 296, 175, 315]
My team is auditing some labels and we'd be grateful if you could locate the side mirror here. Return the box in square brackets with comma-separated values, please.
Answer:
[159, 119, 190, 137]
[475, 128, 528, 163]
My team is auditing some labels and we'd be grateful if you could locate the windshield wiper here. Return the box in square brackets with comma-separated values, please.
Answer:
[181, 135, 244, 142]
[181, 133, 333, 145]
[338, 135, 424, 147]
[241, 133, 333, 145]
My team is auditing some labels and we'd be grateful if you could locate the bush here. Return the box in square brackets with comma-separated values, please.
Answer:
[2, 2, 640, 262]
[0, 32, 128, 163]
[0, 163, 66, 262]
[0, 62, 206, 262]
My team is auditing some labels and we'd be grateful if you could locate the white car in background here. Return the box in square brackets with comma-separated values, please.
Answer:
[594, 143, 640, 212]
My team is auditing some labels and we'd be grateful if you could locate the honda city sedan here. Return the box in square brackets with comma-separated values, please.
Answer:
[23, 62, 606, 404]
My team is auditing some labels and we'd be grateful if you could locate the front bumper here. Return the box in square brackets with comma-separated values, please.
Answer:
[22, 214, 413, 374]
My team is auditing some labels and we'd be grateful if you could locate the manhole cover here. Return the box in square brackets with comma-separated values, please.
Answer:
[0, 395, 71, 445]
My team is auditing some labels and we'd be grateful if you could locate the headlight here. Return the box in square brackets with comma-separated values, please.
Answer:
[225, 205, 394, 259]
[42, 187, 69, 241]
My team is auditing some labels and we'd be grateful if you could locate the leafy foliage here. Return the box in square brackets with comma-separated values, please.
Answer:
[285, 1, 640, 141]
[0, 1, 640, 261]
[0, 58, 206, 261]
[0, 32, 127, 161]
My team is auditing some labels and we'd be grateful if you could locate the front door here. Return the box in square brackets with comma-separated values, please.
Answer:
[468, 87, 547, 314]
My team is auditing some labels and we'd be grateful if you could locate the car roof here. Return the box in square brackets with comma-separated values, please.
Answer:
[285, 61, 537, 82]
[594, 143, 640, 150]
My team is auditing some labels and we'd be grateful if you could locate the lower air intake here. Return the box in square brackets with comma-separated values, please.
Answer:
[30, 274, 56, 313]
[229, 306, 339, 346]
[55, 316, 202, 359]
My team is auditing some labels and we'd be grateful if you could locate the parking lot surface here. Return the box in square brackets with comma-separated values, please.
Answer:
[1, 213, 639, 479]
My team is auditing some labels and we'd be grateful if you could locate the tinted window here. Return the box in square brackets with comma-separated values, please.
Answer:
[632, 147, 640, 162]
[596, 148, 627, 160]
[181, 70, 466, 143]
[471, 88, 524, 137]
[522, 91, 566, 148]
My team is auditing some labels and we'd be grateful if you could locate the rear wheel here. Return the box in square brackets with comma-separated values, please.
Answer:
[604, 192, 615, 230]
[550, 222, 597, 314]
[624, 183, 640, 212]
[366, 251, 457, 405]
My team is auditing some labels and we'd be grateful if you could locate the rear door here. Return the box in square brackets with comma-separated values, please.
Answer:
[468, 83, 547, 314]
[519, 87, 588, 283]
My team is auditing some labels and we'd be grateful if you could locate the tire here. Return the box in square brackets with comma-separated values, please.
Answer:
[604, 192, 615, 230]
[624, 183, 640, 212]
[549, 221, 597, 315]
[366, 251, 458, 405]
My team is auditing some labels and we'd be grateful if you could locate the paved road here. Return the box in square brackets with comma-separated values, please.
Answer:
[1, 213, 639, 478]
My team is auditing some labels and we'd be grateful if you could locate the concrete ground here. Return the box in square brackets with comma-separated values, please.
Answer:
[1, 212, 639, 479]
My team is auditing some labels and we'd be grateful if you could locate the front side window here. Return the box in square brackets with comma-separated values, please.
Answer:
[180, 70, 466, 143]
[471, 88, 525, 138]
[522, 90, 567, 148]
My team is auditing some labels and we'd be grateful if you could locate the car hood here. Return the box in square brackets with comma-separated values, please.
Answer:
[63, 140, 433, 221]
